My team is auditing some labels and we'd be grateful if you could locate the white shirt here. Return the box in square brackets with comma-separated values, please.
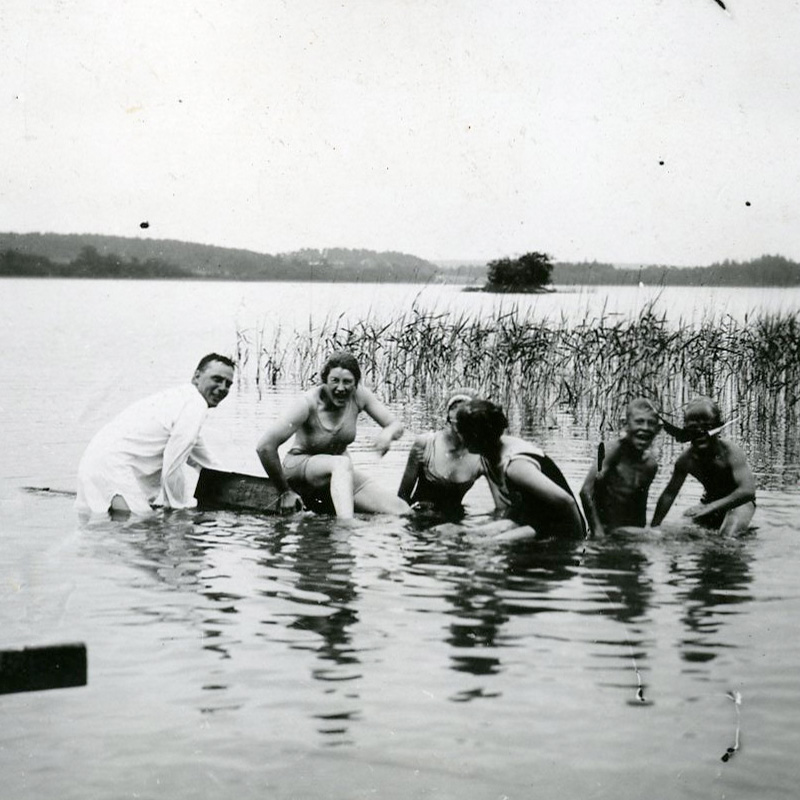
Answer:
[76, 384, 218, 515]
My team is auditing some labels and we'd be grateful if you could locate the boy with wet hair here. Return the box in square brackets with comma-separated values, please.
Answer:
[651, 396, 756, 534]
[580, 397, 661, 536]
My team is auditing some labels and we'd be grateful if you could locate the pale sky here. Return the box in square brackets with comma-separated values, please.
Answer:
[2, 0, 799, 266]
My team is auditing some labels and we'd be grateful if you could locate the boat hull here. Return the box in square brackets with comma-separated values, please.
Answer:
[194, 468, 281, 513]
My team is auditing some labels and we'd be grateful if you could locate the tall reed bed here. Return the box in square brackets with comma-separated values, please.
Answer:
[235, 302, 800, 449]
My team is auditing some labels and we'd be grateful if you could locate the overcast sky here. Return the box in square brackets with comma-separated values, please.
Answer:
[2, 0, 799, 266]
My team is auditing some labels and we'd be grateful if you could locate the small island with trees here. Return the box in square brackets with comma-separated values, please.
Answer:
[467, 251, 555, 293]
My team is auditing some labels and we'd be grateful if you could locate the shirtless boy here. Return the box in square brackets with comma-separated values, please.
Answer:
[580, 398, 661, 536]
[650, 397, 755, 534]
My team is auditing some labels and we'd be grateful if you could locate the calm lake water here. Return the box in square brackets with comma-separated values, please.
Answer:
[2, 278, 800, 799]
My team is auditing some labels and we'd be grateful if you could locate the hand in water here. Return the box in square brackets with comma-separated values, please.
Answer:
[279, 489, 304, 514]
[683, 504, 708, 520]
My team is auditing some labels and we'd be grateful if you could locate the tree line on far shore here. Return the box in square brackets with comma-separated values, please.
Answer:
[476, 252, 800, 292]
[553, 255, 800, 287]
[1, 231, 799, 287]
[0, 233, 444, 283]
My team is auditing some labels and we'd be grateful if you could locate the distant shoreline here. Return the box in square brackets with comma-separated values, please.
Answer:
[3, 232, 800, 287]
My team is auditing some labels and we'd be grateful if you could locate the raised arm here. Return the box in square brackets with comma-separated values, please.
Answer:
[651, 456, 688, 527]
[397, 435, 426, 503]
[256, 396, 310, 511]
[359, 386, 404, 456]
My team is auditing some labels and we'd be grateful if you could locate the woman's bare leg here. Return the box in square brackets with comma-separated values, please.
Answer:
[353, 471, 410, 515]
[304, 455, 355, 518]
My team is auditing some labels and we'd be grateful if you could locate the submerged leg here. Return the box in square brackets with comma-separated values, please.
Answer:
[720, 501, 756, 535]
[353, 470, 410, 515]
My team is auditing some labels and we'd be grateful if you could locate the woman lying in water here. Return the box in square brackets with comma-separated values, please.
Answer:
[256, 351, 410, 519]
[454, 399, 586, 539]
[397, 388, 484, 516]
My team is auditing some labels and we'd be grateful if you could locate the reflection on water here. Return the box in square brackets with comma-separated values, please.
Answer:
[3, 474, 800, 798]
[403, 525, 581, 683]
[670, 532, 754, 667]
[262, 517, 362, 743]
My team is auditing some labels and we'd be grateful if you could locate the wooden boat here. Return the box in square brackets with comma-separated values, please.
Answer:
[194, 468, 282, 513]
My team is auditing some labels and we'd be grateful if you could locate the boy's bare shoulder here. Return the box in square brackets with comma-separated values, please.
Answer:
[604, 438, 624, 459]
[718, 436, 746, 455]
[716, 437, 751, 468]
[642, 449, 660, 470]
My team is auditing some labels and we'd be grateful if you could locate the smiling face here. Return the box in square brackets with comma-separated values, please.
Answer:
[684, 409, 716, 451]
[683, 398, 722, 452]
[192, 360, 234, 407]
[624, 407, 661, 453]
[323, 367, 357, 407]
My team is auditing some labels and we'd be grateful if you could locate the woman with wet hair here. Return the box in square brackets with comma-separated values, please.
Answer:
[454, 399, 586, 539]
[257, 351, 409, 519]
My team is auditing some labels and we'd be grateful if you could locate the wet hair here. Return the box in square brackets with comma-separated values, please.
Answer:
[455, 399, 508, 453]
[626, 397, 659, 421]
[321, 351, 361, 385]
[684, 396, 722, 427]
[195, 353, 235, 373]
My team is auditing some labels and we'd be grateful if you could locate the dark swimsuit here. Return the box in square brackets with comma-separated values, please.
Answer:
[482, 437, 586, 538]
[409, 432, 482, 513]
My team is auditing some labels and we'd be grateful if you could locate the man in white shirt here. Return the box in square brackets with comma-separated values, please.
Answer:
[76, 353, 235, 516]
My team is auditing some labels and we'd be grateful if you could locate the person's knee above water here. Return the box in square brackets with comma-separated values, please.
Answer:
[76, 353, 235, 516]
[397, 387, 484, 515]
[454, 399, 586, 539]
[256, 350, 409, 519]
[580, 397, 661, 537]
[651, 396, 756, 534]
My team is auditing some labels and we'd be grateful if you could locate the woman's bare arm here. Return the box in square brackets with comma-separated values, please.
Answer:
[359, 386, 404, 456]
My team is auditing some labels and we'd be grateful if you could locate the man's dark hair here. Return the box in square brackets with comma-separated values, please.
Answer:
[195, 353, 236, 373]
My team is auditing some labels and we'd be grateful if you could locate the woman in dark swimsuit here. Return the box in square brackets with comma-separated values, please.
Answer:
[257, 351, 409, 519]
[397, 388, 483, 515]
[454, 399, 586, 540]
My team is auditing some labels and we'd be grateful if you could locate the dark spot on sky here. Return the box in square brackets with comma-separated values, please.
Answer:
[140, 221, 150, 229]
[659, 161, 664, 166]
[745, 202, 751, 207]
